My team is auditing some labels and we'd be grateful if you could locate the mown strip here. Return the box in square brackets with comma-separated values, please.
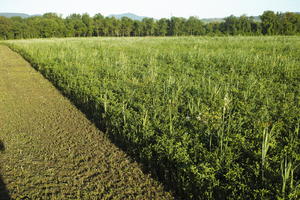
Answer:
[0, 45, 173, 199]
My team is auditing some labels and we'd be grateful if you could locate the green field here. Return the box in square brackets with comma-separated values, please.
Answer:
[3, 36, 300, 199]
[0, 45, 173, 199]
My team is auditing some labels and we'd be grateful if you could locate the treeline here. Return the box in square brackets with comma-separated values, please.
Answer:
[0, 11, 300, 39]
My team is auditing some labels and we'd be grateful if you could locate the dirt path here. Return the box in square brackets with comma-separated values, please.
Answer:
[0, 45, 173, 200]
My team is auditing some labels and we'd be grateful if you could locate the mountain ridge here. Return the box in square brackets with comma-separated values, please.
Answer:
[108, 13, 149, 21]
[0, 12, 41, 18]
[0, 13, 30, 18]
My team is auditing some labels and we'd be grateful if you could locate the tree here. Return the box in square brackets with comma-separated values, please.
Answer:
[296, 13, 300, 33]
[120, 17, 133, 36]
[250, 21, 262, 35]
[1, 10, 300, 39]
[66, 14, 87, 37]
[38, 18, 59, 38]
[0, 16, 13, 39]
[238, 15, 252, 35]
[168, 17, 186, 36]
[132, 20, 142, 36]
[155, 18, 169, 36]
[280, 12, 298, 35]
[10, 17, 29, 39]
[82, 13, 94, 36]
[42, 13, 67, 37]
[93, 13, 105, 36]
[221, 15, 239, 35]
[142, 18, 156, 36]
[185, 16, 205, 35]
[106, 17, 120, 36]
[205, 22, 221, 35]
[261, 11, 278, 35]
[24, 16, 39, 38]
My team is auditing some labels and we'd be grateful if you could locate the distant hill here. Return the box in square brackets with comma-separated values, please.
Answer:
[201, 16, 261, 23]
[108, 13, 148, 21]
[0, 13, 41, 18]
[201, 18, 225, 23]
[0, 13, 30, 18]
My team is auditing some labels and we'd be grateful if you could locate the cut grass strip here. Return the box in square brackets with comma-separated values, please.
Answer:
[0, 45, 173, 200]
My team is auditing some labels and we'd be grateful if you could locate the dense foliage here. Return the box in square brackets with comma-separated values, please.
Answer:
[1, 11, 300, 40]
[4, 37, 300, 199]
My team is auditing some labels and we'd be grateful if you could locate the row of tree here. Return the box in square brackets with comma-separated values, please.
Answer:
[1, 11, 300, 40]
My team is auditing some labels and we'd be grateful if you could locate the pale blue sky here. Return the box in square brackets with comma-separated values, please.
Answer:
[1, 0, 299, 19]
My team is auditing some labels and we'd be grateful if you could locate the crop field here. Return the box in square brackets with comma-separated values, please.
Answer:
[3, 36, 300, 199]
[0, 45, 173, 199]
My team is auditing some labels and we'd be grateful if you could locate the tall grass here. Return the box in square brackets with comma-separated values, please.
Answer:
[4, 36, 300, 199]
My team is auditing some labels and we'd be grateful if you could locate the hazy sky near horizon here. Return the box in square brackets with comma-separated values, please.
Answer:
[1, 0, 299, 19]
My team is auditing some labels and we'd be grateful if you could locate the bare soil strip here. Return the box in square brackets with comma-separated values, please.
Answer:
[0, 45, 173, 199]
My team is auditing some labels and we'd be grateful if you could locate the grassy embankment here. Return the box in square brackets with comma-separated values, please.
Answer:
[3, 36, 300, 199]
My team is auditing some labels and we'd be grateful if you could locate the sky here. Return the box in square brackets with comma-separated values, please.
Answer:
[1, 0, 299, 19]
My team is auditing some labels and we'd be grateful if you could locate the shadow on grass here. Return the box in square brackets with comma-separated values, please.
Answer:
[56, 99, 181, 199]
[0, 140, 10, 200]
[6, 46, 181, 199]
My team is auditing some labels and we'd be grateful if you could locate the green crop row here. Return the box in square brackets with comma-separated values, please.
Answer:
[4, 36, 300, 199]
